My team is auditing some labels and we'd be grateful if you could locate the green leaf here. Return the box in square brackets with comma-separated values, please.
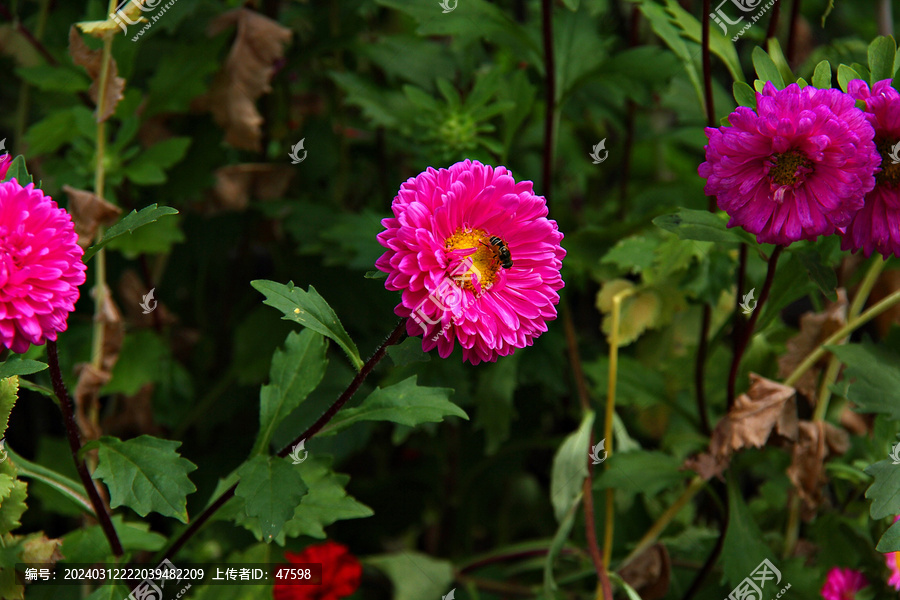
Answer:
[0, 156, 34, 186]
[23, 108, 79, 155]
[474, 358, 518, 455]
[385, 337, 430, 367]
[0, 377, 18, 438]
[254, 330, 328, 455]
[600, 236, 659, 274]
[608, 573, 644, 600]
[251, 280, 364, 371]
[837, 64, 862, 92]
[278, 456, 373, 540]
[124, 137, 192, 185]
[653, 208, 748, 244]
[85, 585, 132, 600]
[722, 473, 773, 589]
[235, 455, 308, 542]
[365, 552, 454, 600]
[877, 517, 900, 552]
[664, 0, 744, 84]
[561, 0, 579, 9]
[82, 204, 180, 261]
[812, 60, 833, 88]
[4, 446, 92, 515]
[868, 36, 897, 83]
[766, 38, 795, 85]
[635, 1, 702, 108]
[752, 46, 785, 89]
[84, 435, 197, 523]
[0, 358, 47, 380]
[733, 81, 757, 108]
[543, 490, 580, 595]
[865, 459, 900, 520]
[829, 344, 900, 419]
[61, 515, 166, 562]
[322, 376, 466, 435]
[549, 411, 594, 523]
[105, 214, 184, 257]
[101, 331, 169, 395]
[15, 65, 90, 92]
[594, 451, 692, 495]
[0, 475, 27, 534]
[793, 248, 837, 300]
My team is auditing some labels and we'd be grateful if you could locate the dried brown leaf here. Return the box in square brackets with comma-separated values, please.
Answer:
[68, 27, 126, 122]
[787, 421, 850, 520]
[22, 534, 63, 565]
[205, 9, 292, 150]
[619, 543, 670, 600]
[209, 163, 294, 211]
[685, 374, 798, 480]
[777, 289, 848, 403]
[63, 185, 122, 248]
[102, 383, 163, 438]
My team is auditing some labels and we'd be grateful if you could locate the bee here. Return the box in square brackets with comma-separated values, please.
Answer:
[482, 235, 513, 269]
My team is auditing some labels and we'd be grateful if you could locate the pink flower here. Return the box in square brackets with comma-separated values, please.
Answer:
[821, 567, 868, 600]
[0, 180, 86, 353]
[888, 550, 900, 591]
[841, 79, 900, 258]
[699, 82, 880, 245]
[0, 154, 11, 180]
[375, 160, 565, 364]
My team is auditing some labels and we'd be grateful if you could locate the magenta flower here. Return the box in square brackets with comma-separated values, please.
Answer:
[841, 79, 900, 258]
[0, 154, 11, 180]
[375, 160, 565, 364]
[699, 82, 879, 245]
[0, 180, 86, 353]
[821, 567, 868, 600]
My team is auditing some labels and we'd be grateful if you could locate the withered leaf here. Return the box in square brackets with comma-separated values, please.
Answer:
[787, 420, 850, 521]
[619, 543, 670, 600]
[777, 289, 848, 403]
[685, 374, 798, 480]
[102, 383, 163, 438]
[209, 163, 294, 211]
[68, 26, 126, 122]
[205, 9, 292, 150]
[118, 270, 176, 327]
[62, 185, 122, 248]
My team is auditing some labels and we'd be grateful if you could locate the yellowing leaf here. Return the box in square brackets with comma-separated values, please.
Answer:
[77, 0, 148, 37]
[67, 27, 126, 122]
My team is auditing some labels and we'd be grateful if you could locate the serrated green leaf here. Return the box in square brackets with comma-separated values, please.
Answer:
[550, 411, 594, 523]
[105, 214, 184, 257]
[829, 344, 900, 419]
[235, 456, 307, 542]
[0, 358, 47, 380]
[0, 377, 17, 439]
[251, 280, 364, 371]
[653, 208, 747, 243]
[385, 337, 430, 367]
[0, 156, 33, 186]
[733, 81, 757, 108]
[722, 473, 772, 589]
[366, 552, 454, 600]
[594, 451, 692, 495]
[838, 64, 862, 92]
[752, 46, 785, 89]
[868, 36, 897, 83]
[600, 237, 659, 274]
[82, 205, 180, 261]
[253, 330, 328, 455]
[812, 60, 833, 88]
[877, 517, 900, 552]
[0, 476, 27, 534]
[865, 459, 900, 520]
[85, 435, 197, 523]
[321, 376, 465, 435]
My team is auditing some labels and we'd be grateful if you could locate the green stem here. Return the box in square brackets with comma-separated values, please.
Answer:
[5, 446, 94, 515]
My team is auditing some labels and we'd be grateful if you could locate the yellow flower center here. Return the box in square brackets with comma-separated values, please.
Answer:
[768, 149, 813, 186]
[444, 227, 501, 291]
[876, 138, 900, 188]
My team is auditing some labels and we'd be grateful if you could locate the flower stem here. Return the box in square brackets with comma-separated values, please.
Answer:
[158, 319, 408, 561]
[540, 0, 556, 193]
[47, 340, 123, 556]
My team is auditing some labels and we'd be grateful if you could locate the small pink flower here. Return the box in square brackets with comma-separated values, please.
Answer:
[821, 567, 868, 600]
[375, 160, 565, 364]
[699, 82, 880, 245]
[0, 154, 11, 180]
[887, 550, 900, 591]
[0, 179, 86, 353]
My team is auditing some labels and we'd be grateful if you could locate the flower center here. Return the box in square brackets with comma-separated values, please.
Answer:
[768, 149, 813, 186]
[876, 138, 900, 188]
[444, 227, 500, 292]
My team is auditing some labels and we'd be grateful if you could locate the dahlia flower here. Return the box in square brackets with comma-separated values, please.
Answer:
[0, 154, 11, 180]
[821, 567, 868, 600]
[375, 159, 566, 364]
[885, 515, 900, 591]
[699, 82, 880, 245]
[0, 179, 86, 353]
[273, 541, 361, 600]
[841, 79, 900, 258]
